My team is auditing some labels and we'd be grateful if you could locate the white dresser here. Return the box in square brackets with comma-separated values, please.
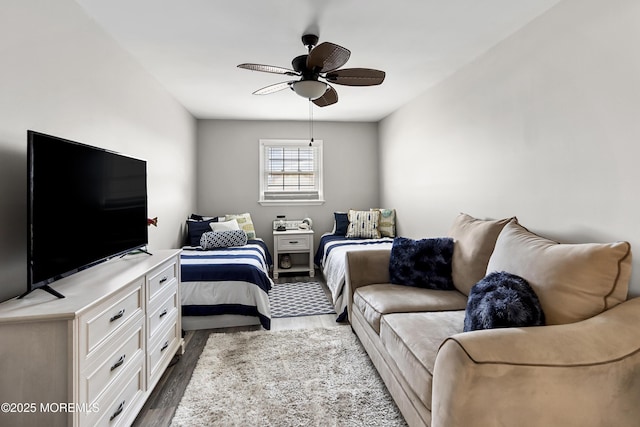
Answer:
[0, 249, 183, 427]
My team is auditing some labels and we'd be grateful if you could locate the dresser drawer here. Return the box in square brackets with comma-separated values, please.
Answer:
[276, 234, 311, 251]
[80, 316, 144, 406]
[147, 259, 178, 301]
[79, 279, 144, 359]
[148, 314, 180, 386]
[148, 284, 179, 340]
[82, 353, 145, 427]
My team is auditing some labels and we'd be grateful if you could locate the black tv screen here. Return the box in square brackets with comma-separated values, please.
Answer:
[26, 130, 148, 298]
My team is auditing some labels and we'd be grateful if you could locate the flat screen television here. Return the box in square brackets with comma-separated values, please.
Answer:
[23, 130, 148, 299]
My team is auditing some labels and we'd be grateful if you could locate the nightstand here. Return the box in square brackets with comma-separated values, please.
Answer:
[272, 229, 315, 279]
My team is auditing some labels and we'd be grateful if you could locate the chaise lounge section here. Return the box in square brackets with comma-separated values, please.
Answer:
[346, 214, 640, 427]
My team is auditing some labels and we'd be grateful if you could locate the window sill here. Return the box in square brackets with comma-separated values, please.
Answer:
[258, 199, 326, 207]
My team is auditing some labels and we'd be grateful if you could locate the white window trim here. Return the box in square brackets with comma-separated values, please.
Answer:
[258, 139, 325, 206]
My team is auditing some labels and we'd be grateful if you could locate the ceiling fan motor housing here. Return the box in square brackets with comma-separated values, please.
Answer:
[292, 54, 320, 81]
[301, 34, 319, 50]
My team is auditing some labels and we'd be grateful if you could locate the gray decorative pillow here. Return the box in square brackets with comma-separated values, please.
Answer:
[463, 271, 545, 332]
[200, 230, 248, 249]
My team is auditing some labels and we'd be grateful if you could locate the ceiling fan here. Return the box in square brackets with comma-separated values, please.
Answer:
[238, 34, 386, 107]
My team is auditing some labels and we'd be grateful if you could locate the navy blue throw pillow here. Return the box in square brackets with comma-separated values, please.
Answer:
[334, 212, 349, 236]
[186, 218, 217, 246]
[389, 237, 455, 290]
[464, 271, 546, 332]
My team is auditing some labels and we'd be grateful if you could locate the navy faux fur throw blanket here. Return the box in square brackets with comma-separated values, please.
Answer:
[389, 237, 454, 290]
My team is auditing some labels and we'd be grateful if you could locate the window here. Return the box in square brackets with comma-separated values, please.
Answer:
[259, 139, 324, 206]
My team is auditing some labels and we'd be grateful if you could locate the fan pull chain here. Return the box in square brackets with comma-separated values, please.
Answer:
[309, 101, 313, 144]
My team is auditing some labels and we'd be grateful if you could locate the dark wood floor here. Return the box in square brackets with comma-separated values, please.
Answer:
[132, 271, 341, 426]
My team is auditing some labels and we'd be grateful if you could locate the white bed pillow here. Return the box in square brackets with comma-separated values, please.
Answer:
[210, 218, 240, 232]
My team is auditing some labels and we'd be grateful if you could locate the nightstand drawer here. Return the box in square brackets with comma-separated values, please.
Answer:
[276, 234, 311, 251]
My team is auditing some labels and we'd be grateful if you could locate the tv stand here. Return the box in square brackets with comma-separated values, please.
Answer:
[0, 249, 183, 427]
[17, 284, 65, 299]
[121, 247, 153, 257]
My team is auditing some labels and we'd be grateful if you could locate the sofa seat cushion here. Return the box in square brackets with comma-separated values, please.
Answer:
[353, 284, 468, 334]
[380, 311, 465, 410]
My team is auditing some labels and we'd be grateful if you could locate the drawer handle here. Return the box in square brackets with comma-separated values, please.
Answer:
[159, 308, 168, 319]
[109, 309, 125, 322]
[159, 276, 168, 284]
[110, 354, 126, 371]
[288, 241, 299, 244]
[160, 341, 169, 352]
[110, 400, 125, 421]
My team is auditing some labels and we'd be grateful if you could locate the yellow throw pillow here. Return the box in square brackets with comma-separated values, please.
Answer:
[225, 213, 256, 240]
[371, 208, 396, 237]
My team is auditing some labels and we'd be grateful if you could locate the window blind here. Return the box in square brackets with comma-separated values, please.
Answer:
[263, 145, 320, 200]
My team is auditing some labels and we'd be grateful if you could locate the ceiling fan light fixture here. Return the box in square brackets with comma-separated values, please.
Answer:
[292, 80, 328, 100]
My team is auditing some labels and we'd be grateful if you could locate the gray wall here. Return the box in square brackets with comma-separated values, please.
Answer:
[196, 119, 379, 251]
[379, 0, 640, 295]
[0, 0, 197, 301]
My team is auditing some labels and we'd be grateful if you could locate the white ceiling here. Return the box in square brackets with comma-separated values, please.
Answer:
[75, 0, 562, 122]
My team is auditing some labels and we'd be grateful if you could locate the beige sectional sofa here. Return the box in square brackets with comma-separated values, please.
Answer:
[346, 214, 640, 427]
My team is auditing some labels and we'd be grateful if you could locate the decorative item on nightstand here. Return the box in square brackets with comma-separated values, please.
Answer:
[279, 254, 292, 269]
[276, 215, 287, 231]
[300, 217, 313, 230]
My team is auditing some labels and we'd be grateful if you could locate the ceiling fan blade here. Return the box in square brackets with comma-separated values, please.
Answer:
[325, 68, 386, 86]
[307, 42, 351, 73]
[238, 63, 299, 76]
[312, 84, 338, 107]
[253, 81, 295, 95]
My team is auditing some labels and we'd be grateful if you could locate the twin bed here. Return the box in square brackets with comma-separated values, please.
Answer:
[314, 234, 394, 320]
[180, 210, 396, 329]
[180, 215, 274, 330]
[181, 240, 273, 330]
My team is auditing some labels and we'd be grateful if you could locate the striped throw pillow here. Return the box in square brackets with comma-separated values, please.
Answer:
[346, 209, 381, 239]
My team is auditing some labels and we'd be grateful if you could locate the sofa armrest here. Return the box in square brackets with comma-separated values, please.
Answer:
[345, 249, 391, 323]
[432, 297, 640, 427]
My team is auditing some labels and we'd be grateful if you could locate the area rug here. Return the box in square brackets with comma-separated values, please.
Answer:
[269, 281, 336, 318]
[170, 327, 407, 427]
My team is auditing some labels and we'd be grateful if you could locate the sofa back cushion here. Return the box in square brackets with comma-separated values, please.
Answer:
[448, 213, 515, 295]
[487, 221, 632, 325]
